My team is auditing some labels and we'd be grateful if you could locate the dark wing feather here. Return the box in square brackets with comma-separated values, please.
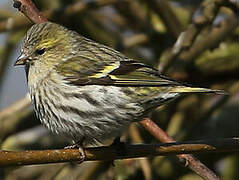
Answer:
[57, 56, 181, 87]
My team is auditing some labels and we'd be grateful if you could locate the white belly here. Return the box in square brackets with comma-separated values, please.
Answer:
[30, 83, 143, 145]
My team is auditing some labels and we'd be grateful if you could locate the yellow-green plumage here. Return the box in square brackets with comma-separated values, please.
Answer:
[15, 22, 222, 145]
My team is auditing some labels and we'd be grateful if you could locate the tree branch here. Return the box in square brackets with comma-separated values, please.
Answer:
[1, 0, 119, 32]
[13, 0, 48, 23]
[159, 0, 239, 74]
[140, 118, 221, 180]
[1, 138, 239, 167]
[0, 94, 32, 139]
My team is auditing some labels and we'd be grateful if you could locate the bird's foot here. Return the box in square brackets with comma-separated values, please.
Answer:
[110, 137, 127, 166]
[64, 144, 79, 149]
[111, 137, 126, 153]
[65, 141, 85, 164]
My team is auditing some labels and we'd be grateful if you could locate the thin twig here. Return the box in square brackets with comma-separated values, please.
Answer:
[0, 94, 32, 140]
[129, 125, 152, 180]
[140, 118, 221, 180]
[159, 0, 239, 74]
[146, 0, 183, 38]
[0, 94, 31, 121]
[13, 0, 48, 23]
[1, 0, 119, 32]
[1, 138, 239, 167]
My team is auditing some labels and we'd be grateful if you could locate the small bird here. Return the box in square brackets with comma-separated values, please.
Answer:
[15, 22, 221, 148]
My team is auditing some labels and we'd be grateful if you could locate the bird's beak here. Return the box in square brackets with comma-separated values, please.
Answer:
[14, 53, 28, 66]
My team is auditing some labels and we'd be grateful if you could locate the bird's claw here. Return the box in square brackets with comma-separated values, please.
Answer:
[64, 144, 85, 163]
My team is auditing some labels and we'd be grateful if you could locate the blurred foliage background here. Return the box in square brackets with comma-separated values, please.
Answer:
[1, 0, 239, 179]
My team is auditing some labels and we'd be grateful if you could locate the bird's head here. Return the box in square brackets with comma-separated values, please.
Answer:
[15, 22, 74, 75]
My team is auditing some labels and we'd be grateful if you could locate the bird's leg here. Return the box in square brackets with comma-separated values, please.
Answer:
[64, 138, 86, 163]
[110, 137, 127, 166]
[111, 136, 121, 146]
[111, 137, 126, 154]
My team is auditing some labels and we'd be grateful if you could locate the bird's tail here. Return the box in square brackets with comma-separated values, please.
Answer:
[169, 86, 227, 95]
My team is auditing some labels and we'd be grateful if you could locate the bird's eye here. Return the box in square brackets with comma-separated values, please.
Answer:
[35, 48, 45, 55]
